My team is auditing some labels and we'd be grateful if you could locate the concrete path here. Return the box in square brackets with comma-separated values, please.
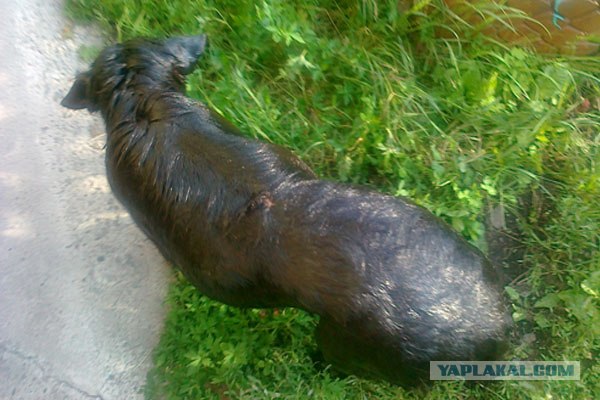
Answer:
[0, 1, 171, 399]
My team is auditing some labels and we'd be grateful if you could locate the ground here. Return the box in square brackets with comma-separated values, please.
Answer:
[0, 1, 170, 399]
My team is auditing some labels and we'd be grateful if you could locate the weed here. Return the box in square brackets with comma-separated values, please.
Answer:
[66, 0, 599, 398]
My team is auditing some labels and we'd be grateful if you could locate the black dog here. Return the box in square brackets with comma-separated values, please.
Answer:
[62, 35, 510, 384]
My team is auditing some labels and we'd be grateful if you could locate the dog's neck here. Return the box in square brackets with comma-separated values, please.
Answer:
[99, 71, 186, 129]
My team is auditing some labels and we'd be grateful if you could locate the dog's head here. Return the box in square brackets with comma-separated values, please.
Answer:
[61, 35, 207, 111]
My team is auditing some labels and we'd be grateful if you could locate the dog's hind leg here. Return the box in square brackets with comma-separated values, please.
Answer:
[315, 316, 426, 385]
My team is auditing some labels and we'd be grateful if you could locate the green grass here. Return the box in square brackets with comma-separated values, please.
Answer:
[65, 0, 599, 398]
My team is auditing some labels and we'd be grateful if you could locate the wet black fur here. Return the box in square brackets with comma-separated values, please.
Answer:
[62, 35, 511, 385]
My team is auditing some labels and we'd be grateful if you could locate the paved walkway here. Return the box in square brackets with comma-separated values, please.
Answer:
[0, 1, 171, 398]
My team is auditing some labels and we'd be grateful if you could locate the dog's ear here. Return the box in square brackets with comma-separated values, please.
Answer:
[61, 73, 93, 110]
[165, 34, 207, 74]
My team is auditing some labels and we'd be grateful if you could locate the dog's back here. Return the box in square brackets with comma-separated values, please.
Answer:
[62, 35, 510, 385]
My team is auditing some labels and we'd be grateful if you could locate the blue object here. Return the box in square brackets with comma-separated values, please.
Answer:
[553, 0, 566, 29]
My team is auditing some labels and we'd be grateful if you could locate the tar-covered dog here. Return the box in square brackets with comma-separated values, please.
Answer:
[62, 35, 510, 384]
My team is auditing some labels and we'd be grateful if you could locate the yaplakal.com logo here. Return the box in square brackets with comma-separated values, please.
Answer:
[430, 361, 580, 380]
